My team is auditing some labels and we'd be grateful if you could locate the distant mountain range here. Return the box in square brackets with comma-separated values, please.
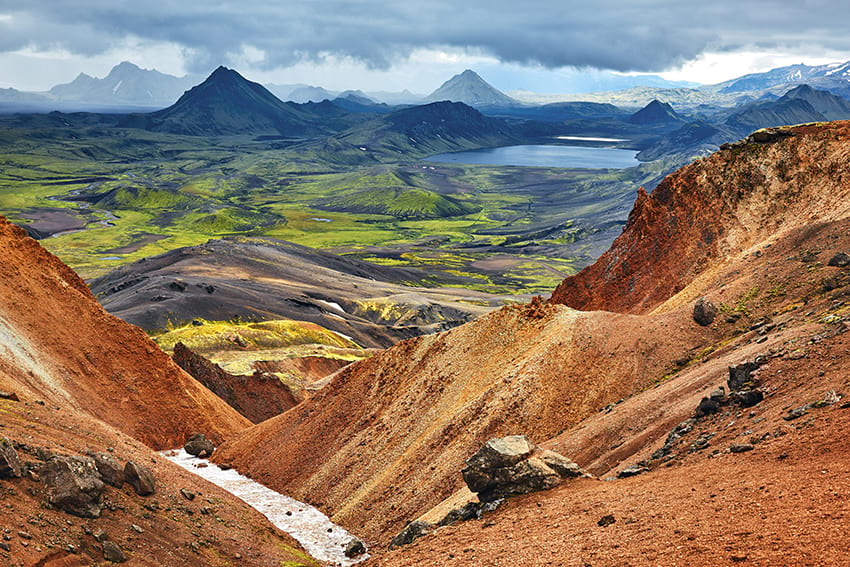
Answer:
[423, 69, 517, 107]
[48, 61, 200, 106]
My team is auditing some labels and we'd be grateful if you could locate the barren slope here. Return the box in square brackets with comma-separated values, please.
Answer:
[551, 122, 850, 313]
[0, 217, 248, 448]
[216, 121, 850, 564]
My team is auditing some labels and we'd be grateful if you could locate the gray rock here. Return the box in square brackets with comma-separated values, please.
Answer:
[0, 437, 22, 479]
[617, 465, 648, 478]
[42, 455, 104, 518]
[597, 514, 616, 527]
[728, 360, 763, 392]
[184, 433, 215, 458]
[695, 396, 720, 417]
[709, 387, 726, 402]
[389, 520, 432, 549]
[124, 461, 155, 496]
[733, 389, 764, 408]
[463, 436, 588, 503]
[344, 538, 366, 558]
[730, 444, 754, 453]
[180, 488, 196, 501]
[693, 297, 717, 326]
[102, 540, 127, 563]
[481, 456, 561, 502]
[437, 502, 482, 526]
[828, 252, 850, 267]
[782, 406, 809, 421]
[538, 449, 584, 478]
[90, 453, 124, 487]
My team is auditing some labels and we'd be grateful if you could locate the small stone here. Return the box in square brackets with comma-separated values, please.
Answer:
[344, 538, 366, 558]
[0, 391, 19, 402]
[597, 514, 616, 527]
[180, 488, 196, 501]
[124, 461, 155, 496]
[783, 406, 809, 421]
[389, 521, 431, 549]
[0, 542, 9, 551]
[730, 444, 754, 453]
[617, 466, 648, 478]
[131, 524, 143, 533]
[102, 541, 127, 563]
[184, 434, 215, 459]
[695, 397, 720, 417]
[0, 437, 23, 478]
[827, 252, 850, 267]
[693, 297, 717, 326]
[18, 531, 32, 540]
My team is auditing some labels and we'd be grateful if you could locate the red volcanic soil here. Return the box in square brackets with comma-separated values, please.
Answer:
[551, 122, 850, 313]
[0, 397, 318, 567]
[214, 121, 850, 566]
[0, 216, 248, 448]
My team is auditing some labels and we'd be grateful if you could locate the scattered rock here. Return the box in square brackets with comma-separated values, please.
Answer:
[733, 389, 764, 408]
[462, 436, 588, 502]
[693, 297, 717, 326]
[131, 524, 144, 533]
[0, 391, 19, 402]
[42, 455, 105, 518]
[389, 520, 432, 549]
[748, 127, 793, 144]
[597, 514, 616, 527]
[690, 433, 713, 452]
[344, 538, 366, 558]
[695, 397, 720, 417]
[102, 540, 127, 563]
[184, 433, 215, 458]
[90, 452, 124, 488]
[710, 387, 726, 402]
[168, 280, 188, 292]
[617, 465, 648, 478]
[124, 461, 155, 496]
[730, 444, 754, 453]
[438, 502, 483, 526]
[728, 360, 763, 392]
[799, 250, 819, 263]
[827, 252, 850, 267]
[180, 488, 196, 501]
[782, 407, 808, 421]
[0, 437, 23, 478]
[0, 542, 9, 551]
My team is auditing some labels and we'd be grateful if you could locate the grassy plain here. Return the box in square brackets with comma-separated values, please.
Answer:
[0, 123, 664, 293]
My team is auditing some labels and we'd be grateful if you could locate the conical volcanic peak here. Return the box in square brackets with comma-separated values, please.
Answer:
[424, 69, 517, 107]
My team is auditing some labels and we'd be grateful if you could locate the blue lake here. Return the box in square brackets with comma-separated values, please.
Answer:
[426, 144, 640, 169]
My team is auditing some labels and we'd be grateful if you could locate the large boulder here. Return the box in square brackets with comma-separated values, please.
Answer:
[124, 461, 155, 496]
[0, 437, 22, 478]
[184, 433, 215, 458]
[462, 435, 588, 502]
[90, 452, 124, 487]
[42, 456, 105, 518]
[692, 297, 717, 326]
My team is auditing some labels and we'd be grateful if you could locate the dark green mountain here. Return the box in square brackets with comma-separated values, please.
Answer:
[332, 101, 522, 158]
[628, 100, 685, 124]
[142, 66, 353, 136]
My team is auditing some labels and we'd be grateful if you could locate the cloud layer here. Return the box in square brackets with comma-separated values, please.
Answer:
[1, 1, 849, 74]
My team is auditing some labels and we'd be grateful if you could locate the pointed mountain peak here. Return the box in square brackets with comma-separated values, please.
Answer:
[424, 69, 516, 107]
[628, 99, 685, 124]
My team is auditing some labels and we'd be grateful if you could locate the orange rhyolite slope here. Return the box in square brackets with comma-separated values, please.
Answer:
[0, 217, 249, 448]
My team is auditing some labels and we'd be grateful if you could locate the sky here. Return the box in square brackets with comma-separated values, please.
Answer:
[1, 1, 850, 93]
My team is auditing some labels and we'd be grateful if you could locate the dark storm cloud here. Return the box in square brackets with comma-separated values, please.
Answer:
[1, 1, 848, 72]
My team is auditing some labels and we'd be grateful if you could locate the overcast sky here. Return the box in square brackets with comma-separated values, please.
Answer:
[1, 1, 850, 92]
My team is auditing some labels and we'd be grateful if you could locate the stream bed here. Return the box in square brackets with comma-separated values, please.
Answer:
[163, 449, 368, 566]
